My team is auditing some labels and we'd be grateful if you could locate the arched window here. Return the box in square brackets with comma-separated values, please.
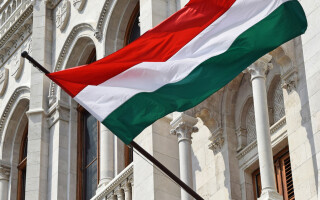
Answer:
[124, 3, 140, 46]
[17, 125, 28, 200]
[246, 103, 256, 144]
[77, 49, 99, 200]
[123, 3, 140, 167]
[273, 81, 285, 123]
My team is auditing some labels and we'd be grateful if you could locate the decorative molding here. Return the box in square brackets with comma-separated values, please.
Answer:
[94, 0, 111, 41]
[170, 113, 198, 143]
[237, 117, 287, 160]
[0, 10, 32, 67]
[47, 100, 70, 128]
[270, 117, 286, 134]
[48, 23, 95, 106]
[56, 0, 70, 31]
[236, 127, 247, 152]
[0, 165, 10, 181]
[195, 108, 216, 133]
[0, 1, 32, 47]
[72, 0, 86, 11]
[281, 69, 298, 93]
[9, 50, 24, 79]
[208, 127, 224, 154]
[245, 54, 273, 81]
[0, 86, 30, 142]
[92, 163, 133, 200]
[237, 140, 257, 160]
[0, 68, 8, 96]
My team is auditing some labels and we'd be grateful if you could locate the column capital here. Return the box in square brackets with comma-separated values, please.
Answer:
[0, 165, 10, 181]
[170, 113, 198, 143]
[245, 54, 273, 81]
[208, 128, 224, 154]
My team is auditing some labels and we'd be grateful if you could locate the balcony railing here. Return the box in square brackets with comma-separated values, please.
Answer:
[92, 163, 133, 200]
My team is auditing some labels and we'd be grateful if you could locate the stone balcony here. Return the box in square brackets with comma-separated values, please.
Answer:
[92, 163, 134, 200]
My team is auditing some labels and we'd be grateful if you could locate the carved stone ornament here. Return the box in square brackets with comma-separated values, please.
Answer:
[0, 165, 10, 181]
[244, 54, 273, 80]
[208, 128, 224, 154]
[281, 70, 298, 93]
[0, 68, 9, 96]
[10, 51, 24, 80]
[170, 113, 198, 143]
[56, 0, 71, 31]
[73, 0, 86, 11]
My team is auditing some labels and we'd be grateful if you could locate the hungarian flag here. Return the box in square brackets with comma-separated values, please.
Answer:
[48, 0, 307, 144]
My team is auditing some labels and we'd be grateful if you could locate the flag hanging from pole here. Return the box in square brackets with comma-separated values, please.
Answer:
[47, 0, 307, 144]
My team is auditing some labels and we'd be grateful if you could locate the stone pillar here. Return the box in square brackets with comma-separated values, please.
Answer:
[115, 187, 125, 200]
[0, 166, 10, 200]
[98, 125, 114, 190]
[170, 113, 198, 200]
[246, 55, 282, 200]
[25, 0, 52, 199]
[122, 181, 132, 200]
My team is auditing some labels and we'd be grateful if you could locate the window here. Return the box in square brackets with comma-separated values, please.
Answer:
[124, 3, 140, 46]
[77, 49, 99, 200]
[253, 147, 295, 200]
[17, 125, 28, 200]
[123, 3, 140, 166]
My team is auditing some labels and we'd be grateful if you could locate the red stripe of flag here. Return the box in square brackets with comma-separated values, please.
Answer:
[48, 0, 236, 97]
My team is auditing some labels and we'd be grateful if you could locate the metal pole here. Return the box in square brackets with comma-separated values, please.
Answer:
[130, 141, 204, 200]
[21, 51, 204, 200]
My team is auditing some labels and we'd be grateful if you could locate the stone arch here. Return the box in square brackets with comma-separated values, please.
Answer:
[48, 23, 97, 106]
[0, 86, 30, 200]
[57, 36, 96, 103]
[103, 0, 139, 55]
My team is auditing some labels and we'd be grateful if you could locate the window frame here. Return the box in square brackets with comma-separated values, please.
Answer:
[76, 49, 99, 200]
[124, 2, 140, 46]
[252, 147, 294, 200]
[77, 106, 100, 200]
[17, 124, 28, 200]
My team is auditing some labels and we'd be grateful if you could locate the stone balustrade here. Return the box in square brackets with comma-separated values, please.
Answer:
[92, 163, 133, 200]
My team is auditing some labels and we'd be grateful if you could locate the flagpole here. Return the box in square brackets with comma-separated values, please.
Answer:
[21, 51, 204, 200]
[130, 141, 204, 200]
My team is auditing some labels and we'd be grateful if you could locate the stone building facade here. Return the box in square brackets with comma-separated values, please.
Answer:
[0, 0, 319, 199]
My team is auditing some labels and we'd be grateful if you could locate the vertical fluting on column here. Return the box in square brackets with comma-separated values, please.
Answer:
[170, 113, 198, 200]
[98, 124, 114, 190]
[246, 55, 282, 200]
[0, 165, 10, 200]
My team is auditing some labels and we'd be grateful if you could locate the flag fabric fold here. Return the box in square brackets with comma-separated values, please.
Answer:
[48, 0, 307, 144]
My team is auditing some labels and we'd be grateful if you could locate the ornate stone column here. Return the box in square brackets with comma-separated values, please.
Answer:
[246, 55, 282, 200]
[170, 113, 198, 200]
[98, 124, 114, 190]
[0, 165, 10, 200]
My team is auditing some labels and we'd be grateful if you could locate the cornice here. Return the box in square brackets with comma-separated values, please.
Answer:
[0, 4, 33, 67]
[0, 2, 33, 47]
